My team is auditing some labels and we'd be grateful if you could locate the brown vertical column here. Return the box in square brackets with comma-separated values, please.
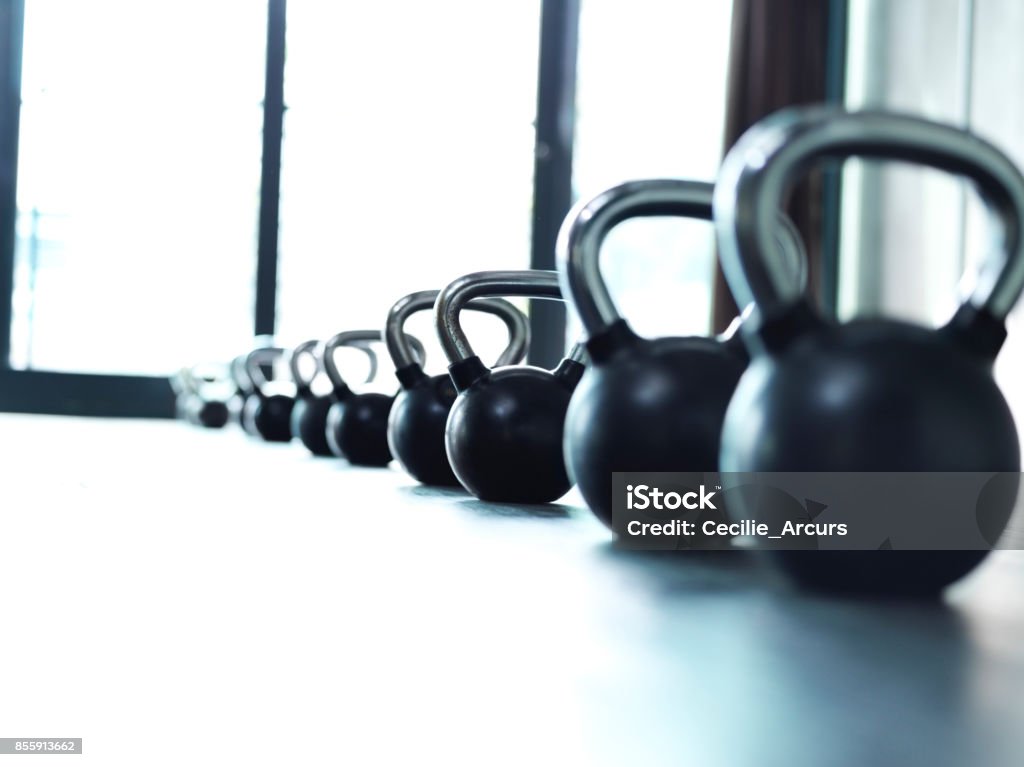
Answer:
[713, 0, 830, 331]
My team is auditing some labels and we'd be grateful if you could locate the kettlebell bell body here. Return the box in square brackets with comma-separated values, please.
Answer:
[724, 315, 1018, 592]
[446, 359, 583, 503]
[565, 327, 746, 525]
[386, 290, 529, 487]
[437, 270, 586, 504]
[714, 106, 1024, 595]
[188, 396, 230, 429]
[388, 369, 460, 484]
[327, 391, 395, 466]
[322, 330, 425, 467]
[292, 394, 334, 455]
[244, 391, 294, 442]
[557, 179, 807, 527]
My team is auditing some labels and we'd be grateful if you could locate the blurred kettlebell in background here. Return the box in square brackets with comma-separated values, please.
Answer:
[437, 270, 586, 504]
[290, 338, 378, 457]
[714, 105, 1024, 595]
[232, 335, 275, 434]
[324, 330, 424, 467]
[229, 354, 257, 434]
[180, 364, 231, 429]
[241, 346, 295, 442]
[556, 178, 806, 528]
[386, 290, 529, 487]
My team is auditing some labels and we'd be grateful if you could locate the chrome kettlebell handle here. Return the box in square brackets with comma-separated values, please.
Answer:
[233, 336, 275, 393]
[173, 367, 198, 396]
[322, 329, 424, 390]
[290, 338, 379, 391]
[184, 362, 228, 396]
[435, 270, 566, 364]
[386, 290, 530, 372]
[245, 346, 286, 395]
[556, 178, 808, 337]
[714, 105, 1024, 326]
[230, 355, 252, 393]
[288, 340, 321, 390]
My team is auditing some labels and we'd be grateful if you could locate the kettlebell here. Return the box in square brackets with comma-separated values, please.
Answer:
[324, 330, 425, 466]
[290, 338, 379, 457]
[232, 335, 275, 433]
[241, 346, 295, 442]
[556, 178, 807, 528]
[714, 105, 1024, 595]
[180, 365, 231, 428]
[437, 270, 586, 504]
[386, 290, 529, 486]
[229, 354, 257, 433]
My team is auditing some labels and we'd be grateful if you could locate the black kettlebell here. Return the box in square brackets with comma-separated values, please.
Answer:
[714, 105, 1024, 595]
[290, 338, 379, 457]
[181, 365, 231, 428]
[229, 354, 257, 433]
[241, 346, 294, 442]
[324, 330, 425, 466]
[386, 290, 529, 486]
[556, 178, 807, 528]
[232, 336, 275, 433]
[438, 270, 586, 504]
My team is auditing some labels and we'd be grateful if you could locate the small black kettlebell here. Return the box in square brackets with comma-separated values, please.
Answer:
[324, 330, 424, 466]
[229, 354, 257, 433]
[241, 346, 295, 442]
[232, 336, 275, 433]
[180, 365, 231, 428]
[714, 105, 1024, 595]
[438, 270, 586, 504]
[386, 290, 529, 486]
[556, 178, 807, 528]
[290, 338, 378, 457]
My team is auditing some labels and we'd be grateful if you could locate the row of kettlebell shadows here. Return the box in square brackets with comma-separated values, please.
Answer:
[175, 105, 1024, 597]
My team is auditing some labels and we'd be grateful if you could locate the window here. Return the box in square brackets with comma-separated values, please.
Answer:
[571, 0, 734, 339]
[0, 0, 745, 414]
[275, 1, 543, 369]
[9, 0, 267, 375]
[840, 0, 1024, 423]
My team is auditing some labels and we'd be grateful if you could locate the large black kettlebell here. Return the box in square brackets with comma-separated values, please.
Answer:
[714, 105, 1024, 595]
[438, 270, 586, 504]
[386, 290, 529, 486]
[241, 346, 295, 442]
[557, 179, 807, 528]
[324, 330, 424, 466]
[290, 338, 379, 457]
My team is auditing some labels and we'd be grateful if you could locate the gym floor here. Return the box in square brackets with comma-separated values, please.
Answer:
[1, 414, 1023, 766]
